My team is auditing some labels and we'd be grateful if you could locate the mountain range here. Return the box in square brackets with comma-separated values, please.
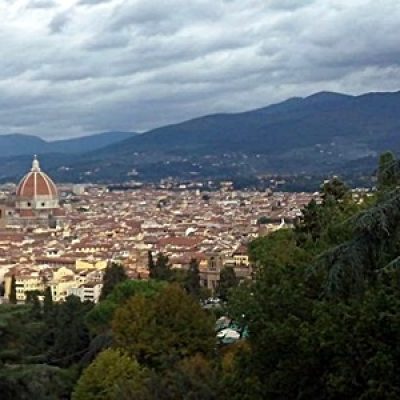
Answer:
[0, 132, 136, 157]
[1, 90, 399, 186]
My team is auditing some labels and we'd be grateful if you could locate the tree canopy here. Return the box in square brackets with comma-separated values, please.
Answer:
[112, 284, 215, 369]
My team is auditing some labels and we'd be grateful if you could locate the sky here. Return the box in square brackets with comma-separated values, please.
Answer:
[0, 0, 399, 139]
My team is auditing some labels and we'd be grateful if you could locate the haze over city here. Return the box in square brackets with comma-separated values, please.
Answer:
[1, 0, 399, 138]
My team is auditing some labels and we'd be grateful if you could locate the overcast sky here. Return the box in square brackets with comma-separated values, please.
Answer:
[0, 0, 399, 139]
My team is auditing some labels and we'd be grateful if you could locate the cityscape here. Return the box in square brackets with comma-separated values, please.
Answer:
[0, 156, 317, 304]
[1, 1, 400, 399]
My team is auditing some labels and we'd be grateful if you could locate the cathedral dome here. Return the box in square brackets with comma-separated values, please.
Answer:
[16, 156, 58, 207]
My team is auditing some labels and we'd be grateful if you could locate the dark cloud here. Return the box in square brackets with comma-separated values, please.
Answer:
[0, 0, 399, 139]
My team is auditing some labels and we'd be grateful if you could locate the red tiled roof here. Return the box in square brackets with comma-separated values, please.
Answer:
[16, 171, 57, 199]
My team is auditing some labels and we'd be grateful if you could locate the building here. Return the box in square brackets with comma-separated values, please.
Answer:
[68, 283, 103, 303]
[0, 156, 65, 227]
[4, 267, 45, 303]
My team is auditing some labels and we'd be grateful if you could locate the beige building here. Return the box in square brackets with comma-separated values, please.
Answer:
[50, 276, 78, 302]
[67, 283, 103, 303]
[76, 259, 108, 271]
[4, 269, 45, 303]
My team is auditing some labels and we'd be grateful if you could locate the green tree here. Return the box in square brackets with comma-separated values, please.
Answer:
[295, 198, 323, 242]
[157, 354, 220, 400]
[86, 280, 166, 335]
[9, 275, 17, 304]
[321, 176, 350, 205]
[73, 349, 149, 400]
[25, 291, 42, 320]
[257, 216, 270, 225]
[184, 259, 201, 298]
[148, 250, 155, 275]
[377, 151, 399, 192]
[230, 165, 400, 399]
[112, 284, 215, 369]
[43, 287, 53, 318]
[320, 187, 400, 297]
[0, 364, 75, 400]
[50, 295, 92, 367]
[100, 263, 128, 301]
[150, 253, 172, 281]
[218, 267, 238, 301]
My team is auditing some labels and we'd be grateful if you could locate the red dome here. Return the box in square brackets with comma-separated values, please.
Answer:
[16, 157, 58, 200]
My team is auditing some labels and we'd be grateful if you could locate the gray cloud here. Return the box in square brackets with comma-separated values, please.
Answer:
[48, 11, 70, 33]
[0, 0, 399, 139]
[79, 0, 112, 6]
[26, 0, 56, 9]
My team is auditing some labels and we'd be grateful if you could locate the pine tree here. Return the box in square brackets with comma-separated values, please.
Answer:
[9, 275, 17, 304]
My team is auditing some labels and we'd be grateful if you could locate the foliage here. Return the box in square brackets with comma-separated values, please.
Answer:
[320, 186, 400, 297]
[0, 363, 76, 400]
[9, 275, 17, 304]
[112, 284, 215, 369]
[86, 280, 166, 335]
[100, 263, 128, 301]
[377, 151, 400, 192]
[321, 176, 350, 204]
[218, 266, 238, 301]
[72, 349, 149, 400]
[25, 290, 42, 319]
[148, 250, 155, 272]
[49, 295, 93, 367]
[225, 160, 400, 398]
[184, 258, 201, 298]
[156, 354, 220, 400]
[150, 252, 172, 281]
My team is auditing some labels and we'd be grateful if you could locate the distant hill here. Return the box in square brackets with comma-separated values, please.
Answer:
[0, 132, 137, 157]
[0, 134, 48, 157]
[1, 90, 400, 185]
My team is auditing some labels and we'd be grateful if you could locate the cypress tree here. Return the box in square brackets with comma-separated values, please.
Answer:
[150, 253, 171, 281]
[100, 263, 128, 301]
[26, 291, 42, 319]
[185, 259, 201, 298]
[9, 275, 17, 304]
[43, 286, 53, 317]
[148, 250, 155, 276]
[218, 266, 238, 301]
